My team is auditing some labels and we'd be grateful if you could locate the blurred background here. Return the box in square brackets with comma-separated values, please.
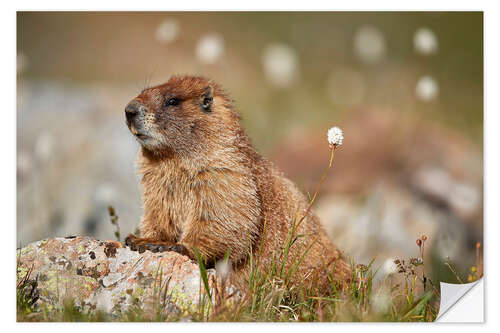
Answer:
[17, 12, 483, 284]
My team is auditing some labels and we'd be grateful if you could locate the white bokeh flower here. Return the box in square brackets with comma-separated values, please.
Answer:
[414, 27, 438, 55]
[155, 19, 180, 44]
[415, 75, 439, 101]
[262, 43, 299, 88]
[353, 26, 386, 64]
[327, 126, 343, 147]
[382, 258, 398, 275]
[195, 33, 224, 65]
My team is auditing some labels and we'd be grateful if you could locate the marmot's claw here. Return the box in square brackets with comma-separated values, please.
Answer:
[123, 235, 183, 254]
[141, 243, 184, 254]
[144, 244, 160, 253]
[169, 244, 185, 254]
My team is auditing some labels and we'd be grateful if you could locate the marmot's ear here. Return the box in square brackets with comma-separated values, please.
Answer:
[200, 86, 213, 112]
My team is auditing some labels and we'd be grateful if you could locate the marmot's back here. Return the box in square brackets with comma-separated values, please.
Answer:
[245, 158, 351, 291]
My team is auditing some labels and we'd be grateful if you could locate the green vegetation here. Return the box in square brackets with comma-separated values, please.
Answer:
[17, 245, 444, 322]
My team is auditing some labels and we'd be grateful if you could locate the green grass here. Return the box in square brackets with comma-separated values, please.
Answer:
[16, 255, 440, 322]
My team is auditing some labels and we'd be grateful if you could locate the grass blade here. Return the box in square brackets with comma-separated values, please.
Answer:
[194, 248, 212, 306]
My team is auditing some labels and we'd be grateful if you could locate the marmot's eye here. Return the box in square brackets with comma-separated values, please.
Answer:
[202, 97, 213, 111]
[165, 98, 179, 107]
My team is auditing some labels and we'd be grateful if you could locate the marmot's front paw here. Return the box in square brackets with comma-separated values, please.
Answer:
[142, 243, 167, 253]
[140, 243, 186, 254]
[124, 234, 136, 247]
[124, 234, 141, 251]
[124, 234, 187, 255]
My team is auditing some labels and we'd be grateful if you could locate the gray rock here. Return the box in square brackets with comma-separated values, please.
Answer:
[17, 236, 236, 317]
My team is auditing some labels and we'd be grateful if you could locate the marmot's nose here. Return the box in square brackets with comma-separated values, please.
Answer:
[125, 100, 142, 123]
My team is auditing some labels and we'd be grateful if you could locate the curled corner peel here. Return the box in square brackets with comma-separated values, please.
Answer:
[436, 278, 483, 322]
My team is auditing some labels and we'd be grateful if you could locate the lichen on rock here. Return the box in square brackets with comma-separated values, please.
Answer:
[16, 236, 235, 318]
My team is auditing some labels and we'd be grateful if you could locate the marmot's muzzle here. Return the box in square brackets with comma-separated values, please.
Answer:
[125, 100, 143, 125]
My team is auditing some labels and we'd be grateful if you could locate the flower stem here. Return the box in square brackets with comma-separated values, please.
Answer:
[296, 147, 336, 230]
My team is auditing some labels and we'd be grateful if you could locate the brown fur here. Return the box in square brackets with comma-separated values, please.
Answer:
[124, 75, 351, 293]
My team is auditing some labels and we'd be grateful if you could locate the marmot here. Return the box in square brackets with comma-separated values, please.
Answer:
[124, 75, 351, 293]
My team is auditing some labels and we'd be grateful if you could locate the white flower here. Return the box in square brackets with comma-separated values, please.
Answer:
[382, 258, 398, 275]
[327, 126, 343, 147]
[195, 33, 224, 65]
[353, 26, 386, 64]
[415, 75, 439, 101]
[155, 19, 179, 44]
[262, 43, 299, 88]
[414, 27, 438, 55]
